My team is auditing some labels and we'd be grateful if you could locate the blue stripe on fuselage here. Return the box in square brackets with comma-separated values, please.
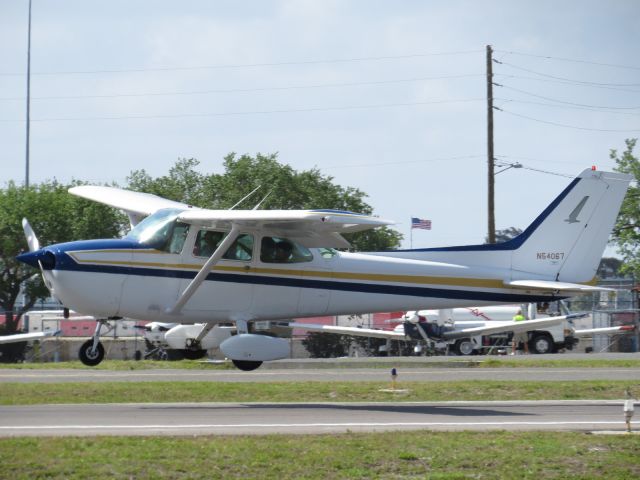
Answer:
[53, 260, 564, 303]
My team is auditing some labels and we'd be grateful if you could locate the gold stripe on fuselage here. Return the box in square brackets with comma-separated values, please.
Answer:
[66, 250, 505, 290]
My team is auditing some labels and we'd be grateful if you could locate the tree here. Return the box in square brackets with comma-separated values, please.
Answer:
[0, 181, 124, 338]
[484, 227, 522, 244]
[597, 257, 623, 280]
[128, 153, 402, 251]
[302, 332, 351, 358]
[610, 139, 640, 278]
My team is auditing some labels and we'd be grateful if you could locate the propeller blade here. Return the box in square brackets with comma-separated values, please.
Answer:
[22, 218, 40, 252]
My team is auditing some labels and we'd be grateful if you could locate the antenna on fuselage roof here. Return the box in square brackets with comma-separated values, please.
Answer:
[252, 190, 273, 210]
[229, 185, 262, 210]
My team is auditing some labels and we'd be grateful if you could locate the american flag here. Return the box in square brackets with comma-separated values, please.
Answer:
[411, 217, 432, 230]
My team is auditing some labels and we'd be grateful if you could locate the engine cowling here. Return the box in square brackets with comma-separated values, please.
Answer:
[220, 334, 289, 362]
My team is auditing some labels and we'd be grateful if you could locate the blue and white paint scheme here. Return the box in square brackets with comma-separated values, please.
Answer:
[16, 168, 631, 370]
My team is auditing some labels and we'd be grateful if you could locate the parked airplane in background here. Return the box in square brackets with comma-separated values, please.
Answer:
[137, 322, 234, 360]
[16, 168, 631, 370]
[293, 303, 636, 356]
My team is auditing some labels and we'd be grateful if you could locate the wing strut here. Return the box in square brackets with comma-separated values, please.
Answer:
[167, 225, 241, 315]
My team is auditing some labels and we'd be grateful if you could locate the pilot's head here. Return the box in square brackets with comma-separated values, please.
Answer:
[275, 241, 293, 262]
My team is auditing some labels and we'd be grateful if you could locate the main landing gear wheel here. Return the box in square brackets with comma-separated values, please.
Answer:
[530, 333, 554, 354]
[232, 360, 263, 371]
[79, 339, 105, 366]
[183, 349, 207, 360]
[454, 338, 475, 356]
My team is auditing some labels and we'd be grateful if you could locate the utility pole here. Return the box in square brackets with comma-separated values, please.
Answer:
[486, 44, 495, 244]
[25, 0, 32, 187]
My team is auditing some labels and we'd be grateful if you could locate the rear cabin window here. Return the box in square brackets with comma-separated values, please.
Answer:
[193, 230, 254, 261]
[260, 236, 313, 264]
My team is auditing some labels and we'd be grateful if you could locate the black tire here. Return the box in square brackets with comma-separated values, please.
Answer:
[232, 359, 263, 371]
[164, 349, 183, 361]
[454, 338, 476, 356]
[79, 339, 105, 366]
[530, 333, 555, 354]
[182, 349, 207, 360]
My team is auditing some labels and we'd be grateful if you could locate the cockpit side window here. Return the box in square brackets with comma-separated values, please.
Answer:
[193, 229, 254, 261]
[260, 236, 313, 264]
[125, 209, 190, 254]
[193, 230, 225, 257]
[164, 222, 190, 254]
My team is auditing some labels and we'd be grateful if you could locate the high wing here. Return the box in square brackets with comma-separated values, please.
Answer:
[177, 209, 393, 248]
[289, 322, 406, 340]
[573, 325, 636, 336]
[0, 330, 60, 345]
[69, 185, 190, 227]
[439, 314, 584, 340]
[69, 185, 393, 247]
[291, 314, 584, 342]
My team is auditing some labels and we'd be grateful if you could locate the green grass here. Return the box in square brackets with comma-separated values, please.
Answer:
[2, 380, 640, 405]
[1, 431, 639, 479]
[0, 359, 233, 370]
[477, 357, 640, 368]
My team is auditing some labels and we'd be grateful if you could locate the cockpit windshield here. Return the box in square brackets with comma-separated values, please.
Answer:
[125, 208, 189, 253]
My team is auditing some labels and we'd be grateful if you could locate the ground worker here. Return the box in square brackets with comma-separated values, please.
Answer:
[511, 309, 529, 355]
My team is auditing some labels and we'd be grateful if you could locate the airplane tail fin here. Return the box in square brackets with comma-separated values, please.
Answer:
[507, 169, 631, 282]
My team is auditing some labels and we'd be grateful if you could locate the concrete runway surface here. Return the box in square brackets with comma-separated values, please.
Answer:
[0, 401, 634, 436]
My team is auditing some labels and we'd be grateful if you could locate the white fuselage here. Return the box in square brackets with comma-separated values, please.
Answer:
[43, 230, 555, 324]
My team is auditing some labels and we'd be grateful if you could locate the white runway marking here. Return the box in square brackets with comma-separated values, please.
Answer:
[0, 420, 629, 431]
[0, 368, 636, 378]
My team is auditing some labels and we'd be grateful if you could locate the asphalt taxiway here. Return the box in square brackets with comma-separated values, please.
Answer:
[0, 401, 634, 436]
[2, 366, 640, 383]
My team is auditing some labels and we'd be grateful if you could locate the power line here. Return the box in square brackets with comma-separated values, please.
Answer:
[0, 98, 485, 123]
[496, 84, 640, 110]
[496, 97, 640, 116]
[498, 108, 640, 132]
[495, 154, 612, 167]
[494, 50, 640, 71]
[495, 73, 640, 94]
[0, 73, 484, 102]
[0, 49, 482, 77]
[497, 60, 640, 87]
[518, 165, 574, 178]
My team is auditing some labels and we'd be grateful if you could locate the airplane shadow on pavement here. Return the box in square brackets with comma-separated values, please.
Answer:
[142, 403, 532, 417]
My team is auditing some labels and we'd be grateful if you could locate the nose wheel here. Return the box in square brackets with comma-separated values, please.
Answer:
[78, 319, 108, 366]
[232, 360, 263, 371]
[79, 339, 105, 366]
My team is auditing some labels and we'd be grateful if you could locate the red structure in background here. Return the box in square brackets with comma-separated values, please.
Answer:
[371, 312, 404, 329]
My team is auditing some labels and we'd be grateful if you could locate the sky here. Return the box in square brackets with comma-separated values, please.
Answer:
[1, 0, 639, 252]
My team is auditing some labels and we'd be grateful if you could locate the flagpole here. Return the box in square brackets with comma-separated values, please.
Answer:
[410, 218, 413, 249]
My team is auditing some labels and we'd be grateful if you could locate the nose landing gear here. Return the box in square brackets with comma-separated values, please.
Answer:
[78, 319, 108, 366]
[79, 339, 105, 366]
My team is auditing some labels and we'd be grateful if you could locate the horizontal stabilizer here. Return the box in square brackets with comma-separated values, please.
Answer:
[505, 279, 612, 293]
[441, 313, 586, 340]
[289, 322, 405, 340]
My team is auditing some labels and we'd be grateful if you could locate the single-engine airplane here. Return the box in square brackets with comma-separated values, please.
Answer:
[16, 168, 631, 370]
